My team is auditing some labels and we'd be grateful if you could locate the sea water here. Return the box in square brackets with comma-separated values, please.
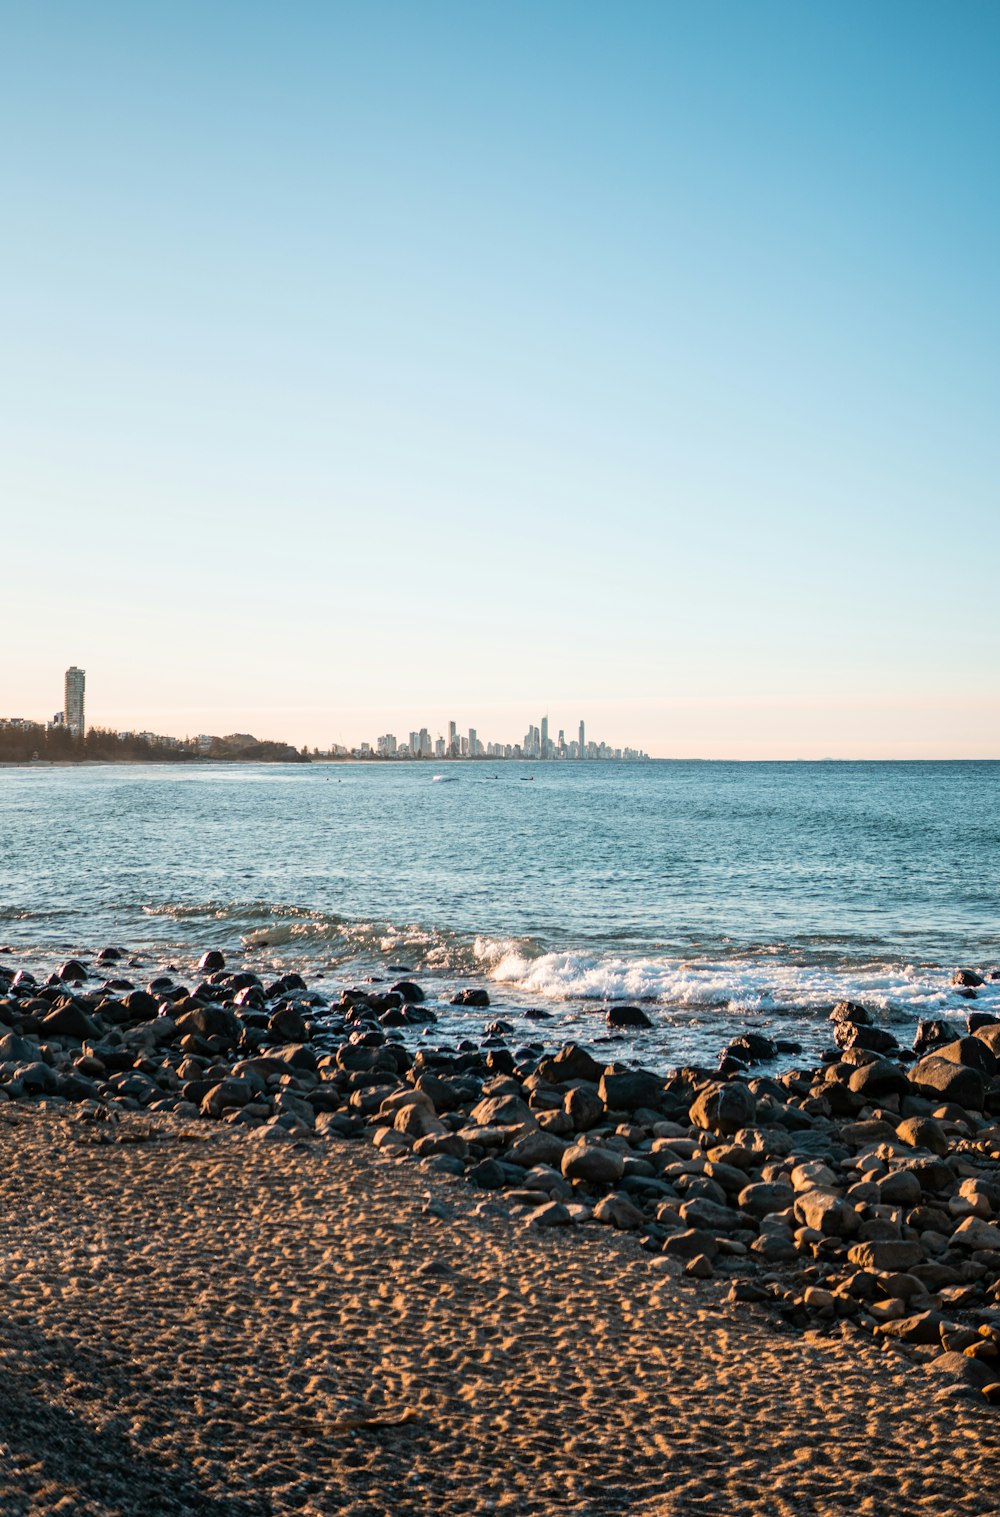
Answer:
[1, 760, 997, 1068]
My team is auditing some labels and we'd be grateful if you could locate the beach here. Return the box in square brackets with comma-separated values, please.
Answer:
[1, 937, 1000, 1514]
[1, 1102, 996, 1517]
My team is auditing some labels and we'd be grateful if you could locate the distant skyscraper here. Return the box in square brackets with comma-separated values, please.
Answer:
[448, 719, 457, 757]
[65, 666, 85, 736]
[578, 719, 585, 757]
[541, 715, 549, 758]
[468, 727, 478, 757]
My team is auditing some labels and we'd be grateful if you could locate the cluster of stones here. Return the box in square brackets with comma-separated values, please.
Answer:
[2, 952, 1000, 1404]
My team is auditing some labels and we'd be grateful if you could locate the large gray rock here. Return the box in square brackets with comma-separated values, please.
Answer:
[17, 1060, 58, 1093]
[831, 1000, 871, 1026]
[895, 1116, 950, 1156]
[564, 1084, 604, 1131]
[738, 1181, 795, 1218]
[926, 1351, 993, 1390]
[174, 1004, 242, 1043]
[201, 1078, 256, 1119]
[678, 1197, 743, 1233]
[526, 1201, 572, 1228]
[561, 1143, 625, 1186]
[878, 1311, 944, 1345]
[394, 1102, 447, 1139]
[38, 1000, 97, 1041]
[847, 1059, 908, 1099]
[834, 1021, 898, 1055]
[950, 1216, 1000, 1251]
[505, 1129, 569, 1169]
[0, 1031, 37, 1063]
[470, 1094, 537, 1129]
[847, 1239, 925, 1271]
[536, 1044, 605, 1085]
[592, 1192, 645, 1229]
[795, 1189, 861, 1238]
[606, 1005, 653, 1029]
[598, 1068, 665, 1112]
[973, 1022, 1000, 1058]
[661, 1228, 719, 1262]
[932, 1036, 997, 1078]
[877, 1168, 923, 1206]
[909, 1055, 985, 1111]
[689, 1081, 756, 1136]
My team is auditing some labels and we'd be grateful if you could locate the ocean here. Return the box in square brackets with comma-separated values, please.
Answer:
[1, 759, 997, 1068]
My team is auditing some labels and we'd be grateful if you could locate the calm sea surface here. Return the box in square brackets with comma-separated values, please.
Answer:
[1, 760, 997, 1066]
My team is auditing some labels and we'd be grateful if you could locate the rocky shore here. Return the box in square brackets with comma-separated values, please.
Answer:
[3, 948, 1000, 1423]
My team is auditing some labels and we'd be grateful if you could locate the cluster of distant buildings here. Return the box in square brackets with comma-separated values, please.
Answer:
[365, 716, 647, 762]
[2, 666, 88, 737]
[2, 670, 648, 763]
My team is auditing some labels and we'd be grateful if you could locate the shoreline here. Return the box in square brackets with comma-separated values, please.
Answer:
[2, 944, 1000, 1510]
[2, 951, 1000, 1419]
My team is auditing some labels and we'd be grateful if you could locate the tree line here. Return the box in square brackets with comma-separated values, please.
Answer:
[0, 725, 310, 763]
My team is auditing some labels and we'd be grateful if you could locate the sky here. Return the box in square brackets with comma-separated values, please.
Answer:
[1, 0, 998, 758]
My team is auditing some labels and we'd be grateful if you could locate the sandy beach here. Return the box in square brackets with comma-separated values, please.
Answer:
[0, 1103, 995, 1517]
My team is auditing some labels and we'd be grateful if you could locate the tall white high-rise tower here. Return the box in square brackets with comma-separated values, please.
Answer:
[65, 666, 86, 737]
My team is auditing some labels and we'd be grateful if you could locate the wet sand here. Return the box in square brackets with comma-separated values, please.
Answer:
[0, 1105, 994, 1517]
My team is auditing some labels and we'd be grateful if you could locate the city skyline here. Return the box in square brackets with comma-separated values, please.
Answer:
[1, 665, 647, 760]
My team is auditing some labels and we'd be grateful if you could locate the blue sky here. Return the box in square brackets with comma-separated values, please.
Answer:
[2, 1, 998, 755]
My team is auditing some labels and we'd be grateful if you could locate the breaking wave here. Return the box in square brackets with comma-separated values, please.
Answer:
[477, 942, 1000, 1022]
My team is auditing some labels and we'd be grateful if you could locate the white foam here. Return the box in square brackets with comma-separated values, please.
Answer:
[477, 943, 1000, 1022]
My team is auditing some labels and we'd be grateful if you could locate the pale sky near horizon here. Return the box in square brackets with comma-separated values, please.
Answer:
[2, 1, 998, 758]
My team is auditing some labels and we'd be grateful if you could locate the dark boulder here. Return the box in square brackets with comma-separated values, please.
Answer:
[830, 1000, 871, 1027]
[174, 1004, 242, 1043]
[913, 1019, 954, 1055]
[688, 1080, 756, 1135]
[468, 1158, 506, 1189]
[847, 1058, 909, 1099]
[57, 960, 89, 983]
[599, 1068, 665, 1112]
[121, 989, 160, 1021]
[38, 1000, 97, 1041]
[725, 1032, 776, 1065]
[974, 1022, 1000, 1058]
[932, 1036, 997, 1079]
[268, 1006, 308, 1042]
[234, 984, 267, 1011]
[536, 1044, 605, 1085]
[661, 1229, 719, 1262]
[909, 1054, 985, 1111]
[606, 1005, 653, 1029]
[451, 988, 491, 1008]
[198, 951, 226, 973]
[834, 1021, 898, 1055]
[565, 1083, 604, 1131]
[19, 1061, 59, 1093]
[390, 981, 425, 1004]
[952, 968, 984, 988]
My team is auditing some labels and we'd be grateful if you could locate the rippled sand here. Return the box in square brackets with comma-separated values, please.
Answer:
[0, 1106, 993, 1516]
